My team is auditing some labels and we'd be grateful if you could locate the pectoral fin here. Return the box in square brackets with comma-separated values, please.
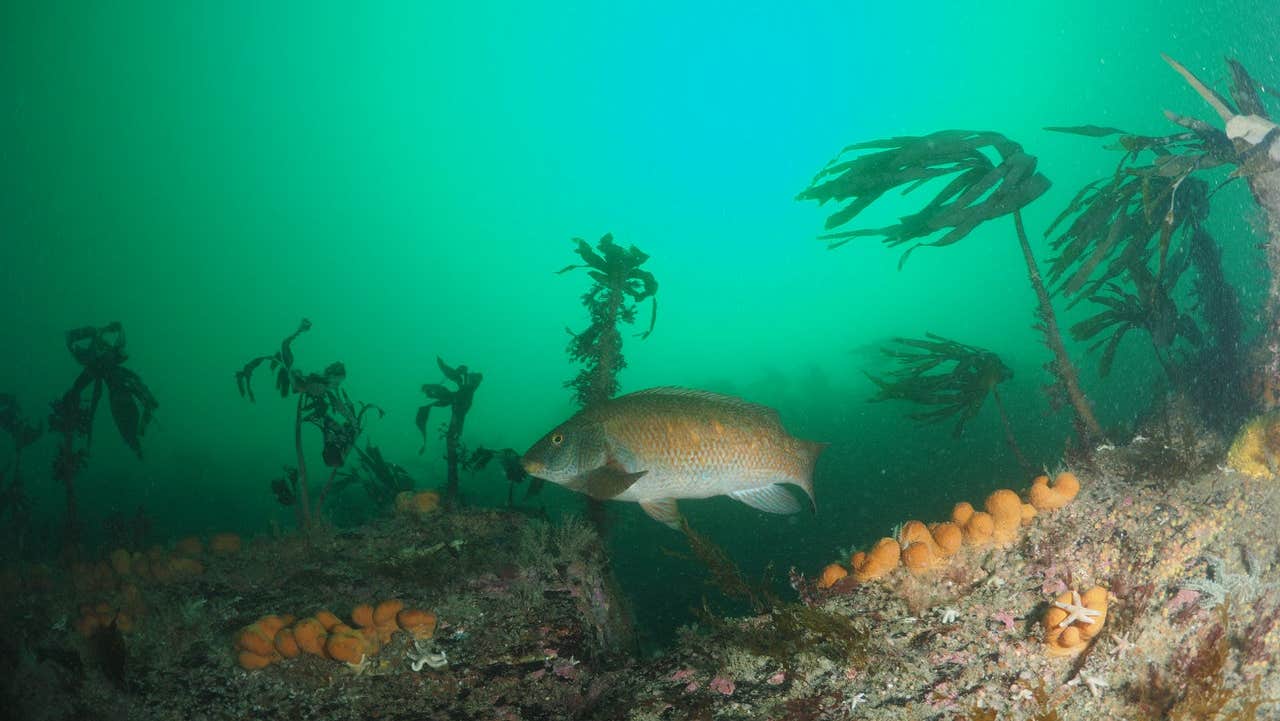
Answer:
[639, 498, 681, 529]
[583, 463, 648, 500]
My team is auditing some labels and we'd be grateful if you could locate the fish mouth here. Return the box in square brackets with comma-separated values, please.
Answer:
[522, 459, 546, 476]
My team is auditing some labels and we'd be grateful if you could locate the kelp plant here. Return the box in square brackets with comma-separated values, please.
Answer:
[797, 131, 1105, 444]
[0, 393, 42, 557]
[416, 356, 482, 508]
[463, 445, 542, 508]
[1045, 56, 1272, 425]
[49, 323, 158, 553]
[236, 319, 382, 530]
[559, 233, 658, 407]
[866, 334, 1030, 473]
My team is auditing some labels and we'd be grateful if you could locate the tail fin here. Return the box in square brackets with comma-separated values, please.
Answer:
[797, 440, 827, 512]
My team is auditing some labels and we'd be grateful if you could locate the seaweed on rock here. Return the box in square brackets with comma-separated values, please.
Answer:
[50, 322, 157, 554]
[236, 319, 378, 529]
[417, 356, 483, 508]
[866, 334, 1029, 470]
[798, 131, 1104, 444]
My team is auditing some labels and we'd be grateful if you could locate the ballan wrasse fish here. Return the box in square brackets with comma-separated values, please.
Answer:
[521, 387, 825, 528]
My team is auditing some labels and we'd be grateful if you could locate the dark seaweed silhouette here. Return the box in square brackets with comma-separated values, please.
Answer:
[331, 443, 415, 509]
[866, 334, 1030, 472]
[49, 323, 157, 554]
[797, 131, 1104, 444]
[1046, 57, 1267, 425]
[0, 394, 41, 556]
[417, 357, 482, 508]
[237, 319, 379, 529]
[558, 233, 658, 407]
[464, 446, 542, 507]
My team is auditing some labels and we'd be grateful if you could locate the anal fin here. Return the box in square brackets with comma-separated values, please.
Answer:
[639, 498, 681, 529]
[730, 484, 802, 514]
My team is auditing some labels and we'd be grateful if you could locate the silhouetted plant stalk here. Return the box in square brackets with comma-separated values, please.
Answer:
[49, 323, 157, 556]
[417, 357, 482, 508]
[1013, 209, 1105, 441]
[237, 319, 379, 531]
[0, 394, 41, 557]
[558, 233, 658, 528]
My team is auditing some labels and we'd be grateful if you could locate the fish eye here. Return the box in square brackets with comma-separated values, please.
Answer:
[551, 433, 564, 446]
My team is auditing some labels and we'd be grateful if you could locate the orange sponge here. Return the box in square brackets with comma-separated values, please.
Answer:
[962, 511, 994, 545]
[238, 650, 274, 670]
[852, 537, 900, 582]
[293, 617, 328, 657]
[984, 489, 1023, 546]
[901, 541, 936, 574]
[209, 532, 243, 554]
[174, 536, 203, 557]
[235, 622, 276, 658]
[817, 563, 848, 589]
[930, 522, 963, 556]
[396, 608, 438, 639]
[325, 629, 367, 664]
[352, 604, 375, 628]
[1044, 586, 1108, 657]
[951, 502, 975, 525]
[274, 627, 300, 659]
[1029, 472, 1080, 511]
[374, 599, 406, 642]
[314, 609, 342, 631]
[373, 599, 404, 627]
[899, 521, 940, 555]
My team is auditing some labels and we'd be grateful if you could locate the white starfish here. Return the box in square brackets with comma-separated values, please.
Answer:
[346, 653, 370, 675]
[938, 607, 960, 624]
[1052, 590, 1101, 628]
[847, 692, 867, 711]
[407, 639, 449, 671]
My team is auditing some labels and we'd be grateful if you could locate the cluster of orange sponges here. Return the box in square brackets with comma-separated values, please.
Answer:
[817, 472, 1081, 588]
[74, 597, 141, 637]
[73, 533, 242, 594]
[394, 490, 442, 516]
[1043, 586, 1108, 656]
[234, 600, 438, 670]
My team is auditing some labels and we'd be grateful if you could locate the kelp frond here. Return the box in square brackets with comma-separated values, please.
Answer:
[865, 334, 1012, 438]
[797, 130, 1051, 267]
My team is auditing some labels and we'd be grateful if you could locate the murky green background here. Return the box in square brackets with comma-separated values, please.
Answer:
[0, 1, 1272, 646]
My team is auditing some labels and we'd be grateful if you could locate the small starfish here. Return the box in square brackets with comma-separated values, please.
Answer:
[346, 653, 370, 675]
[847, 692, 867, 711]
[1068, 673, 1109, 698]
[1053, 590, 1102, 628]
[407, 639, 449, 671]
[1109, 632, 1135, 658]
[938, 607, 960, 624]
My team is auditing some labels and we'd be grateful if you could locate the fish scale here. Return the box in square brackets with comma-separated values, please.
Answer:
[522, 387, 826, 528]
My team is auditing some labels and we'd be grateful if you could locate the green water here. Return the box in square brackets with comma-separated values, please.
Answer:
[0, 1, 1274, 648]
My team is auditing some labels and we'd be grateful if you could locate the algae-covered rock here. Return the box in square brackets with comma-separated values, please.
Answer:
[1227, 410, 1280, 478]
